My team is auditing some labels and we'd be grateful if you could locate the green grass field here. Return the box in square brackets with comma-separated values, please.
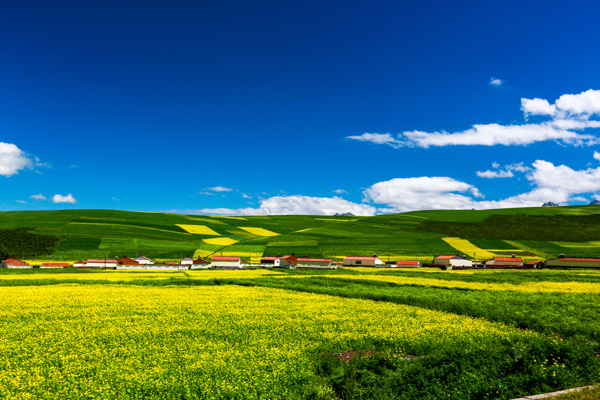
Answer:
[1, 268, 599, 399]
[3, 205, 600, 263]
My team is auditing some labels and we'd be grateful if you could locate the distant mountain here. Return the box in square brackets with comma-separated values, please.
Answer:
[333, 212, 355, 216]
[542, 202, 559, 207]
[590, 200, 600, 205]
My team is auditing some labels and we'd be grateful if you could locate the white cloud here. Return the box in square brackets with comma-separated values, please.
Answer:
[15, 200, 26, 204]
[348, 89, 600, 148]
[363, 177, 483, 213]
[476, 170, 514, 178]
[333, 189, 348, 195]
[206, 186, 233, 192]
[192, 195, 376, 216]
[0, 142, 33, 177]
[242, 193, 252, 199]
[476, 162, 531, 179]
[594, 151, 600, 161]
[30, 194, 47, 200]
[51, 194, 77, 204]
[489, 77, 503, 86]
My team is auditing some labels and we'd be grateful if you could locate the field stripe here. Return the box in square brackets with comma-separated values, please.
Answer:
[442, 237, 495, 259]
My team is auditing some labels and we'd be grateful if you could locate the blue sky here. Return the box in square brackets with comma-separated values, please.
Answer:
[2, 0, 600, 215]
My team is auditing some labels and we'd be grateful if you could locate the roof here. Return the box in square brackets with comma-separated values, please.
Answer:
[397, 261, 420, 265]
[261, 257, 278, 261]
[42, 263, 70, 267]
[2, 258, 29, 266]
[435, 255, 460, 260]
[181, 257, 194, 261]
[165, 262, 179, 265]
[73, 260, 86, 264]
[493, 257, 523, 262]
[135, 255, 153, 261]
[553, 258, 600, 262]
[87, 259, 117, 263]
[297, 258, 331, 262]
[344, 256, 378, 260]
[525, 260, 544, 265]
[212, 256, 240, 261]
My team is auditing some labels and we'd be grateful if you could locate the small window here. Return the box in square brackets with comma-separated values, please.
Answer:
[356, 260, 362, 265]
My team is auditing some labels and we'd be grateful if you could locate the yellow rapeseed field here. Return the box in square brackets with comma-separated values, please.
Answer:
[442, 237, 496, 259]
[0, 285, 540, 399]
[203, 237, 239, 245]
[176, 224, 221, 235]
[238, 227, 280, 237]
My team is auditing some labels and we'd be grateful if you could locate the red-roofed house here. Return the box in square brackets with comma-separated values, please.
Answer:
[191, 257, 210, 269]
[1, 258, 31, 268]
[296, 257, 334, 269]
[276, 253, 298, 268]
[433, 255, 472, 268]
[73, 261, 87, 268]
[546, 257, 600, 268]
[485, 256, 523, 268]
[41, 262, 70, 268]
[260, 256, 279, 265]
[117, 254, 139, 266]
[343, 256, 383, 267]
[396, 260, 421, 268]
[211, 256, 241, 269]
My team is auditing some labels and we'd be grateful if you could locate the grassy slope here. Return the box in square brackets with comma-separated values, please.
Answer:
[3, 205, 600, 262]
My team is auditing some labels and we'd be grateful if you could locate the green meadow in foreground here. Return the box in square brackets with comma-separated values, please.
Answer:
[0, 268, 599, 399]
[3, 205, 600, 262]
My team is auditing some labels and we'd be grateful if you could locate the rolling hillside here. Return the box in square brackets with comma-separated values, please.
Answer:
[3, 205, 600, 263]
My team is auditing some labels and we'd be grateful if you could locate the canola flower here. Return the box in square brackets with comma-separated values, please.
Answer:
[0, 285, 543, 399]
[237, 227, 279, 237]
[176, 224, 220, 235]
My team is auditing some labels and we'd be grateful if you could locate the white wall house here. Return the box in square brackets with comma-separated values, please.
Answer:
[343, 256, 383, 267]
[433, 255, 472, 268]
[134, 255, 154, 265]
[210, 256, 241, 269]
[180, 256, 194, 266]
[86, 259, 118, 268]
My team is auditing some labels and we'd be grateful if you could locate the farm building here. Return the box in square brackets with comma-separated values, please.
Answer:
[260, 256, 280, 266]
[117, 255, 139, 266]
[296, 257, 334, 269]
[180, 256, 194, 266]
[545, 257, 600, 268]
[41, 262, 69, 268]
[485, 256, 523, 268]
[191, 257, 210, 269]
[86, 259, 117, 268]
[134, 255, 154, 265]
[396, 260, 421, 268]
[1, 258, 31, 268]
[277, 253, 298, 268]
[211, 256, 242, 269]
[433, 255, 472, 268]
[343, 256, 383, 267]
[73, 261, 87, 267]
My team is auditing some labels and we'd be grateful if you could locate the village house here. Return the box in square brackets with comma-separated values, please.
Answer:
[117, 254, 139, 266]
[180, 256, 194, 266]
[485, 256, 524, 268]
[545, 256, 600, 269]
[210, 256, 242, 269]
[396, 260, 421, 268]
[191, 257, 210, 269]
[277, 253, 298, 268]
[342, 255, 383, 267]
[296, 257, 334, 269]
[85, 258, 117, 268]
[1, 258, 31, 268]
[134, 254, 154, 265]
[73, 260, 87, 268]
[260, 256, 280, 266]
[41, 262, 70, 268]
[433, 255, 472, 268]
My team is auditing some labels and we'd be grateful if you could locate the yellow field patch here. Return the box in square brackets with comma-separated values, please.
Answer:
[177, 224, 221, 235]
[442, 237, 495, 259]
[216, 216, 247, 220]
[553, 241, 600, 248]
[184, 216, 227, 225]
[238, 227, 279, 237]
[203, 237, 239, 245]
[295, 228, 313, 233]
[193, 249, 215, 259]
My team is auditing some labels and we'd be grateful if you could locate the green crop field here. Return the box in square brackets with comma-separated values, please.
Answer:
[3, 205, 600, 263]
[0, 268, 599, 399]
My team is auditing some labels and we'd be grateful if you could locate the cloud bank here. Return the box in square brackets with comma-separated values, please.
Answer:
[0, 142, 32, 177]
[348, 89, 600, 148]
[52, 194, 77, 204]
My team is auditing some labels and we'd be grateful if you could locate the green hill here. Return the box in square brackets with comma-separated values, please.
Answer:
[3, 205, 600, 263]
